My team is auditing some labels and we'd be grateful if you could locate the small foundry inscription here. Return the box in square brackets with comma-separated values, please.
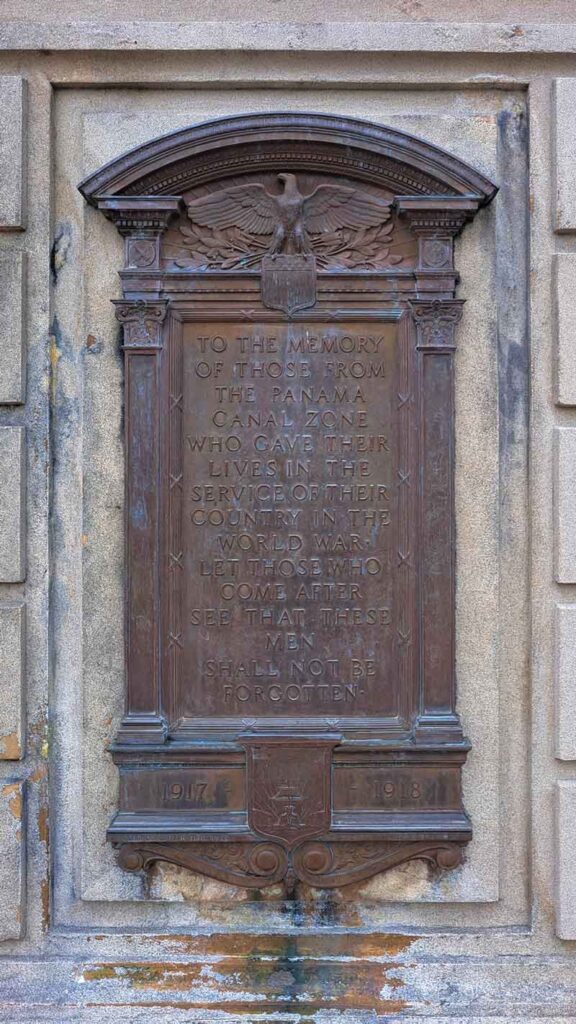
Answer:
[180, 322, 399, 719]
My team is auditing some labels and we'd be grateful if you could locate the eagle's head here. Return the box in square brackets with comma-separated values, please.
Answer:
[277, 172, 298, 193]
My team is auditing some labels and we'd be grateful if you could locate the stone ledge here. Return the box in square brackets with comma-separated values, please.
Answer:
[0, 20, 575, 53]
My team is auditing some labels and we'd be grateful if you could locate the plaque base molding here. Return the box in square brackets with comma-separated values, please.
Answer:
[108, 736, 471, 889]
[113, 836, 468, 890]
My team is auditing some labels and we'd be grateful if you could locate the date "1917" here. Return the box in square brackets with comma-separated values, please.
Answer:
[161, 779, 231, 808]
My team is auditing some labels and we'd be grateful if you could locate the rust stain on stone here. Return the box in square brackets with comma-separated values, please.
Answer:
[87, 999, 408, 1013]
[28, 764, 47, 784]
[41, 878, 50, 931]
[3, 781, 22, 820]
[28, 709, 49, 760]
[38, 802, 49, 844]
[79, 955, 410, 1013]
[87, 931, 416, 961]
[49, 336, 61, 406]
[82, 962, 203, 989]
[0, 731, 21, 760]
[296, 932, 416, 958]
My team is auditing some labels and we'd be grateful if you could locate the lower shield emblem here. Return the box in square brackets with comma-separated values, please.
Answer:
[242, 738, 337, 848]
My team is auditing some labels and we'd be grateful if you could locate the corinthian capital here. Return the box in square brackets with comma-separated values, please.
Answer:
[113, 299, 168, 349]
[408, 299, 465, 349]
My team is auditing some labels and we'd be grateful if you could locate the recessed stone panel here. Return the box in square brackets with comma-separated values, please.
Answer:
[0, 778, 25, 940]
[555, 604, 576, 760]
[556, 781, 576, 938]
[554, 79, 576, 232]
[0, 427, 25, 582]
[0, 77, 26, 231]
[554, 254, 576, 405]
[67, 93, 522, 912]
[0, 604, 25, 761]
[0, 252, 26, 404]
[554, 428, 576, 582]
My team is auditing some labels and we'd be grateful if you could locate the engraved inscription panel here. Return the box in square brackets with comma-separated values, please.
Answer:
[177, 322, 406, 722]
[120, 768, 245, 812]
[333, 765, 461, 812]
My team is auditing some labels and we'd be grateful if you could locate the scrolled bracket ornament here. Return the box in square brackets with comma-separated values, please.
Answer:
[114, 838, 465, 890]
[115, 841, 289, 888]
[293, 840, 465, 888]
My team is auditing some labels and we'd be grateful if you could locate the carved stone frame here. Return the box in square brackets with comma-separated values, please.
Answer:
[79, 113, 497, 890]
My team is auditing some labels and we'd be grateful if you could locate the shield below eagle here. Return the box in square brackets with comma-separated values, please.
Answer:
[261, 254, 316, 315]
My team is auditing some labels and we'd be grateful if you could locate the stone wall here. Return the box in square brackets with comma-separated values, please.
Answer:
[0, 3, 575, 1019]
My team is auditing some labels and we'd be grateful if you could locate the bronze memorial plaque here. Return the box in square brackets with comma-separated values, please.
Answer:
[79, 111, 497, 888]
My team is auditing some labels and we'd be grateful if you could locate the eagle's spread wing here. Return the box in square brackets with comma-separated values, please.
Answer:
[186, 184, 278, 235]
[303, 185, 392, 233]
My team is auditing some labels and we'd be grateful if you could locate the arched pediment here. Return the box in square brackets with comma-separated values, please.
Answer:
[79, 111, 497, 204]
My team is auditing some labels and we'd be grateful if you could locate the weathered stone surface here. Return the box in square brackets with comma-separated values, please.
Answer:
[0, 603, 25, 760]
[0, 8, 568, 1020]
[0, 77, 26, 230]
[0, 778, 24, 940]
[554, 428, 576, 581]
[554, 254, 576, 404]
[0, 251, 25, 403]
[0, 427, 25, 581]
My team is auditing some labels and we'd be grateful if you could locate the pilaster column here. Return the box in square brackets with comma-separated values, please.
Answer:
[99, 194, 181, 744]
[409, 299, 466, 744]
[113, 299, 169, 745]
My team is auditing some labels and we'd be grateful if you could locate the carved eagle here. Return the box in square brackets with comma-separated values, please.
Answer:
[186, 172, 393, 256]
